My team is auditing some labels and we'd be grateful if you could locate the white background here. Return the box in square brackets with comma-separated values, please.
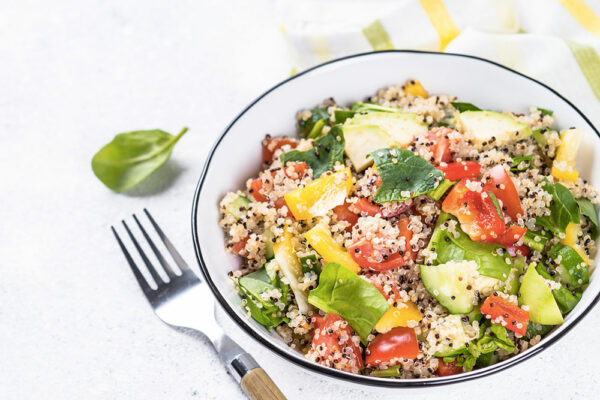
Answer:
[1, 1, 598, 399]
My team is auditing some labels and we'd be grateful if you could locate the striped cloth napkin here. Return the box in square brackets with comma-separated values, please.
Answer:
[279, 0, 600, 128]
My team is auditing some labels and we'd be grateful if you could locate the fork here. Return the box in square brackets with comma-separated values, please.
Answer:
[111, 209, 286, 400]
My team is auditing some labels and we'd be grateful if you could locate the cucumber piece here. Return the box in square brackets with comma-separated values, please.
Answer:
[343, 124, 396, 172]
[346, 112, 427, 147]
[264, 228, 274, 260]
[420, 260, 478, 314]
[432, 315, 475, 356]
[547, 243, 589, 288]
[456, 111, 532, 148]
[225, 195, 251, 220]
[519, 264, 563, 325]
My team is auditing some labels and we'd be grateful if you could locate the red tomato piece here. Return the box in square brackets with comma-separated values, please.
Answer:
[437, 358, 463, 376]
[480, 293, 529, 336]
[365, 327, 420, 367]
[282, 161, 308, 179]
[310, 313, 363, 372]
[261, 137, 297, 164]
[230, 237, 248, 256]
[437, 161, 481, 181]
[348, 218, 415, 271]
[442, 179, 505, 243]
[486, 165, 524, 221]
[353, 197, 383, 216]
[248, 178, 268, 202]
[428, 127, 454, 164]
[496, 225, 527, 247]
[333, 203, 359, 232]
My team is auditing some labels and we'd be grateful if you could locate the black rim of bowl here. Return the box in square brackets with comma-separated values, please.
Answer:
[192, 50, 600, 387]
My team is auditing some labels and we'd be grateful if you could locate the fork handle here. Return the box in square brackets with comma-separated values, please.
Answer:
[229, 353, 286, 400]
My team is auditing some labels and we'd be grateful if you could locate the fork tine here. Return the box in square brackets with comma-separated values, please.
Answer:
[143, 208, 191, 273]
[122, 220, 165, 286]
[133, 213, 180, 279]
[111, 226, 155, 294]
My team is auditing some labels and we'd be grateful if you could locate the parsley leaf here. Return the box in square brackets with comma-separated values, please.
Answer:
[537, 107, 554, 116]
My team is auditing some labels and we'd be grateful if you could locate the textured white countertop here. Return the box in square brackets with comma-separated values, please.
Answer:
[1, 1, 598, 399]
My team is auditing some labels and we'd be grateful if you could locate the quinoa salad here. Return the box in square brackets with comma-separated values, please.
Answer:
[218, 80, 599, 379]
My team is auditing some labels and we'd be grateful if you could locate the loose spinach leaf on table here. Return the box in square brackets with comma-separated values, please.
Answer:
[577, 198, 599, 239]
[280, 125, 345, 178]
[538, 179, 579, 233]
[92, 127, 188, 192]
[308, 262, 390, 344]
[298, 107, 330, 138]
[450, 102, 481, 112]
[370, 148, 444, 203]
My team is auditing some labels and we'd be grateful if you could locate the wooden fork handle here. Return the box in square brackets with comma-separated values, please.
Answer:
[240, 367, 286, 400]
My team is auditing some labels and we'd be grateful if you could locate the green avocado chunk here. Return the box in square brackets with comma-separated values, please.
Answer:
[518, 264, 564, 325]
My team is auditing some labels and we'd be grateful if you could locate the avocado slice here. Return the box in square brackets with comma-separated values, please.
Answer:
[343, 124, 396, 172]
[225, 195, 251, 220]
[518, 264, 564, 325]
[420, 260, 479, 314]
[456, 111, 532, 148]
[346, 112, 427, 147]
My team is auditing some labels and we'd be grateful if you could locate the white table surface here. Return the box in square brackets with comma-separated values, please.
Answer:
[2, 1, 598, 399]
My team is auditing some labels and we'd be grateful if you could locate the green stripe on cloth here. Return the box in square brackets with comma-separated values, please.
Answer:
[362, 20, 394, 50]
[566, 39, 600, 101]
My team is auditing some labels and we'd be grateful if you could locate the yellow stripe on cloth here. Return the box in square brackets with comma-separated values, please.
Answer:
[566, 40, 600, 101]
[309, 35, 332, 63]
[418, 0, 460, 51]
[558, 0, 600, 38]
[362, 20, 394, 51]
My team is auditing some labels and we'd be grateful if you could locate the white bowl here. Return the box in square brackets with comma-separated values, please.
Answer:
[192, 50, 600, 386]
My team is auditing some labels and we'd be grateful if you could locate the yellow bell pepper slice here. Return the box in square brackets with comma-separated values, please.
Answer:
[304, 223, 360, 273]
[273, 231, 311, 313]
[561, 222, 589, 265]
[375, 301, 422, 333]
[403, 80, 428, 97]
[284, 168, 353, 220]
[551, 128, 583, 183]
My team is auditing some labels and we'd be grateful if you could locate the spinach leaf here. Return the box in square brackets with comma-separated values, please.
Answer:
[539, 179, 579, 233]
[371, 148, 444, 203]
[577, 198, 599, 239]
[280, 125, 345, 178]
[300, 255, 322, 276]
[298, 108, 330, 138]
[334, 109, 355, 124]
[351, 102, 400, 113]
[238, 262, 290, 330]
[537, 107, 554, 116]
[451, 102, 481, 112]
[308, 262, 390, 344]
[427, 213, 512, 280]
[92, 127, 188, 192]
[510, 155, 533, 172]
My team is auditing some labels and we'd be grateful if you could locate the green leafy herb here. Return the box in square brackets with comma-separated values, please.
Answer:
[428, 213, 512, 280]
[91, 127, 188, 192]
[510, 155, 533, 172]
[547, 243, 589, 288]
[577, 198, 599, 239]
[351, 102, 400, 113]
[451, 102, 482, 112]
[538, 179, 579, 233]
[370, 148, 444, 203]
[308, 262, 390, 344]
[526, 322, 553, 339]
[537, 107, 554, 116]
[298, 108, 330, 138]
[300, 255, 322, 276]
[487, 191, 504, 221]
[334, 109, 355, 124]
[237, 262, 290, 329]
[428, 179, 455, 201]
[280, 125, 345, 178]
